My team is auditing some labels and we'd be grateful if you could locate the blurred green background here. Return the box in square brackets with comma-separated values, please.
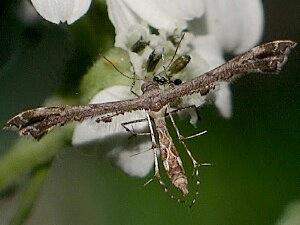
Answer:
[0, 1, 299, 225]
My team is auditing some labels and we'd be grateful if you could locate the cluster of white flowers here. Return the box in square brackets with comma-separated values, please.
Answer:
[30, 0, 264, 177]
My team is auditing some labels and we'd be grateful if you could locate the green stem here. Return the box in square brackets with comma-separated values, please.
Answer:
[0, 125, 73, 192]
[9, 161, 52, 225]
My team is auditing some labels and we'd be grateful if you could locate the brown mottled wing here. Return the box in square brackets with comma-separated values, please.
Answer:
[4, 99, 145, 140]
[163, 40, 297, 100]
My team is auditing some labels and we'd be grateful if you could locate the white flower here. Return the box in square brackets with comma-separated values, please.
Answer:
[72, 85, 154, 177]
[30, 0, 92, 24]
[107, 0, 264, 54]
[276, 201, 300, 225]
[73, 0, 264, 177]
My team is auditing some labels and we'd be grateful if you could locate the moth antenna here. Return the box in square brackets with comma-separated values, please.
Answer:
[165, 32, 186, 70]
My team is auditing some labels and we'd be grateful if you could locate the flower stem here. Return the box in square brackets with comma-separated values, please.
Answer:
[0, 125, 73, 193]
[9, 161, 52, 225]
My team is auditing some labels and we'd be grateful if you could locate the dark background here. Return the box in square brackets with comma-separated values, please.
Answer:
[0, 1, 299, 225]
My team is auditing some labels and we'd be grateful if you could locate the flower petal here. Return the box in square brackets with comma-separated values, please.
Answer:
[276, 201, 300, 225]
[214, 82, 232, 118]
[72, 85, 153, 177]
[67, 0, 92, 24]
[121, 0, 205, 31]
[176, 96, 204, 126]
[106, 0, 142, 48]
[107, 0, 140, 33]
[31, 0, 91, 24]
[204, 0, 264, 53]
[191, 34, 225, 69]
[109, 147, 154, 178]
[191, 35, 232, 118]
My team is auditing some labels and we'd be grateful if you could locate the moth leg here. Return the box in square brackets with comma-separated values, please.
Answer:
[168, 107, 210, 166]
[168, 106, 210, 206]
[143, 114, 171, 194]
[129, 61, 139, 97]
[143, 113, 185, 202]
[121, 118, 150, 138]
[167, 104, 200, 119]
[130, 85, 138, 97]
[129, 147, 153, 157]
[143, 145, 170, 193]
[143, 114, 166, 188]
[168, 108, 199, 169]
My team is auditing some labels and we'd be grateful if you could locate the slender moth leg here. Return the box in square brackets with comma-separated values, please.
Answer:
[129, 61, 139, 97]
[121, 118, 150, 137]
[168, 109, 211, 167]
[129, 147, 153, 157]
[168, 104, 197, 114]
[95, 113, 122, 124]
[168, 105, 211, 207]
[168, 106, 199, 167]
[168, 105, 199, 122]
[143, 113, 168, 191]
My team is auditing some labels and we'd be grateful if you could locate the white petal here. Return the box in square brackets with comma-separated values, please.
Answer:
[190, 35, 232, 119]
[276, 201, 300, 225]
[31, 0, 91, 24]
[110, 148, 154, 178]
[175, 105, 200, 126]
[121, 0, 205, 31]
[182, 93, 206, 109]
[72, 85, 153, 177]
[204, 0, 264, 53]
[191, 34, 225, 69]
[214, 82, 232, 118]
[107, 0, 141, 48]
[107, 0, 139, 33]
[67, 0, 92, 24]
[176, 93, 206, 125]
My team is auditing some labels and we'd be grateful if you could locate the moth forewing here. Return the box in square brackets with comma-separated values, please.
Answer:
[162, 40, 297, 101]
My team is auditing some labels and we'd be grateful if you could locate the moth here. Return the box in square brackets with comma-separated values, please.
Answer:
[4, 40, 296, 202]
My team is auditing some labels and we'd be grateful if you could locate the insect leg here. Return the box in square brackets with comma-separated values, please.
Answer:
[129, 61, 139, 97]
[168, 107, 199, 169]
[167, 104, 198, 115]
[99, 52, 140, 97]
[121, 118, 150, 137]
[168, 106, 210, 206]
[168, 106, 211, 165]
[143, 114, 173, 195]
